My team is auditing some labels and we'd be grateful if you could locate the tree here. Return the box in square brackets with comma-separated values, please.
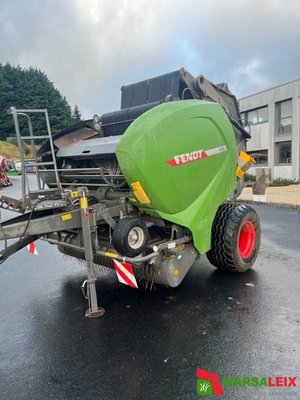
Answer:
[72, 104, 81, 122]
[0, 63, 80, 139]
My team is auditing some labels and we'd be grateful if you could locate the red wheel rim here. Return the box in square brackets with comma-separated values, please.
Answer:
[238, 220, 256, 259]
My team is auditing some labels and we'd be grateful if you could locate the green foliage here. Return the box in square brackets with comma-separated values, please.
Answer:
[244, 173, 298, 187]
[72, 104, 81, 122]
[244, 173, 256, 182]
[270, 178, 298, 186]
[0, 139, 37, 159]
[0, 140, 20, 158]
[0, 63, 80, 139]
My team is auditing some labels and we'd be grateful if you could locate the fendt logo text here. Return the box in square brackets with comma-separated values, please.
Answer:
[166, 145, 227, 166]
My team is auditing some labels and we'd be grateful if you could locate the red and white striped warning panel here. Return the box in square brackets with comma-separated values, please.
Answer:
[27, 242, 38, 255]
[113, 259, 138, 289]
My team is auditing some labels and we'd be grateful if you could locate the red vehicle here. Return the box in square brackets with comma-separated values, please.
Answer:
[0, 156, 12, 188]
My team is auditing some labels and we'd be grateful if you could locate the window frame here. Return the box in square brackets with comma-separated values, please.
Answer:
[248, 150, 268, 166]
[276, 99, 293, 136]
[276, 141, 292, 165]
[241, 106, 268, 126]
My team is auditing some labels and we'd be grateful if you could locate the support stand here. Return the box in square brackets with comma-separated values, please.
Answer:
[78, 187, 105, 318]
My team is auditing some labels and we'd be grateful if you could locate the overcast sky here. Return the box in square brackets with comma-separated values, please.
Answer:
[0, 0, 299, 118]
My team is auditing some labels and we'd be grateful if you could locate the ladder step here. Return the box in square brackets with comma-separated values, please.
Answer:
[32, 161, 55, 166]
[31, 198, 68, 211]
[30, 188, 61, 195]
[14, 108, 47, 113]
[20, 135, 50, 140]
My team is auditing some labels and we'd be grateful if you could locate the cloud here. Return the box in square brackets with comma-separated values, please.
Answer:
[0, 0, 299, 117]
[230, 58, 270, 97]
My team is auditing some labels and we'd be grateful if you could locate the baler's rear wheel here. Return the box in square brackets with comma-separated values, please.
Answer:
[207, 203, 260, 273]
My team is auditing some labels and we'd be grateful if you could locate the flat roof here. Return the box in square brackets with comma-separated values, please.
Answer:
[239, 77, 300, 100]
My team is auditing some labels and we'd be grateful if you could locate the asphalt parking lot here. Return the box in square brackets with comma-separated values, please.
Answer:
[0, 176, 299, 400]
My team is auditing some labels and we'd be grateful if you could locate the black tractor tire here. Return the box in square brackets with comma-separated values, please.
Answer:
[112, 218, 148, 257]
[207, 203, 261, 273]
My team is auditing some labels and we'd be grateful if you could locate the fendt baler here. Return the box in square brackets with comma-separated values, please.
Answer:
[0, 68, 260, 317]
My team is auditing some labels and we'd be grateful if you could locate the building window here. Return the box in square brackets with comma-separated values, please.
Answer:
[248, 150, 268, 166]
[241, 106, 268, 125]
[276, 99, 292, 135]
[276, 141, 292, 164]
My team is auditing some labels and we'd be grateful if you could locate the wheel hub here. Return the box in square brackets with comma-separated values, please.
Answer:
[238, 220, 256, 259]
[128, 227, 145, 249]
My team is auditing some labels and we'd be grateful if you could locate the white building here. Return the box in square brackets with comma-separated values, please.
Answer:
[239, 78, 300, 181]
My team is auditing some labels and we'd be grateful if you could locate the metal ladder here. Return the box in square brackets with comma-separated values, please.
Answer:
[8, 107, 64, 210]
[5, 108, 105, 318]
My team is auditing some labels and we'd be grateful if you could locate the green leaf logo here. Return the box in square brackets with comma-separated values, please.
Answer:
[197, 379, 214, 396]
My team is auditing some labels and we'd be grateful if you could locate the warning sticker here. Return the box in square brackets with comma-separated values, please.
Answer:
[236, 151, 255, 178]
[62, 213, 72, 221]
[131, 181, 150, 204]
[105, 251, 119, 258]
